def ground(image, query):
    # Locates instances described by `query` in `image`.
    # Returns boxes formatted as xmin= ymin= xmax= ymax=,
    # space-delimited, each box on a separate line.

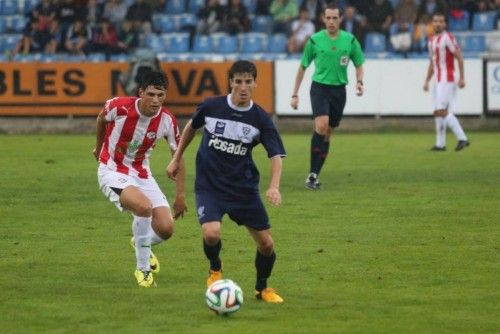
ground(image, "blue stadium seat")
xmin=457 ymin=34 xmax=486 ymax=52
xmin=267 ymin=34 xmax=287 ymax=53
xmin=87 ymin=53 xmax=107 ymax=62
xmin=165 ymin=0 xmax=186 ymax=14
xmin=240 ymin=33 xmax=266 ymax=53
xmin=144 ymin=34 xmax=164 ymax=52
xmin=212 ymin=34 xmax=238 ymax=53
xmin=0 ymin=16 xmax=6 ymax=34
xmin=188 ymin=0 xmax=204 ymax=14
xmin=4 ymin=15 xmax=27 ymax=33
xmin=23 ymin=0 xmax=40 ymax=15
xmin=448 ymin=11 xmax=470 ymax=31
xmin=251 ymin=15 xmax=272 ymax=33
xmin=364 ymin=33 xmax=386 ymax=53
xmin=110 ymin=54 xmax=131 ymax=62
xmin=0 ymin=0 xmax=19 ymax=15
xmin=192 ymin=35 xmax=212 ymax=53
xmin=179 ymin=13 xmax=196 ymax=29
xmin=0 ymin=34 xmax=21 ymax=53
xmin=472 ymin=11 xmax=496 ymax=31
xmin=163 ymin=32 xmax=190 ymax=53
xmin=241 ymin=0 xmax=256 ymax=14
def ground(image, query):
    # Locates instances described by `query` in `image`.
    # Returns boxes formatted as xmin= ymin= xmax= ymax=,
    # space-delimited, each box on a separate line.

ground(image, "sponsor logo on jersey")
xmin=215 ymin=121 xmax=226 ymax=135
xmin=340 ymin=56 xmax=349 ymax=66
xmin=197 ymin=206 xmax=205 ymax=219
xmin=208 ymin=135 xmax=248 ymax=156
xmin=146 ymin=131 xmax=156 ymax=140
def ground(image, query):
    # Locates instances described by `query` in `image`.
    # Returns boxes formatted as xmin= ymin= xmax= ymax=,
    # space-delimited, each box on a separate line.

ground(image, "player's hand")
xmin=290 ymin=96 xmax=299 ymax=110
xmin=423 ymin=82 xmax=429 ymax=92
xmin=166 ymin=160 xmax=179 ymax=181
xmin=173 ymin=195 xmax=187 ymax=219
xmin=356 ymin=82 xmax=364 ymax=96
xmin=266 ymin=187 xmax=281 ymax=206
xmin=458 ymin=78 xmax=465 ymax=89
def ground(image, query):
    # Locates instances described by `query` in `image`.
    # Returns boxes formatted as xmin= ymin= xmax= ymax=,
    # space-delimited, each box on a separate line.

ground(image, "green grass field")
xmin=1 ymin=132 xmax=499 ymax=333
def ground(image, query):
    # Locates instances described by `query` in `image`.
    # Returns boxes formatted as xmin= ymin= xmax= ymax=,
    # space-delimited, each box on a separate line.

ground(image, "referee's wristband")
xmin=291 ymin=95 xmax=298 ymax=98
xmin=357 ymin=80 xmax=364 ymax=85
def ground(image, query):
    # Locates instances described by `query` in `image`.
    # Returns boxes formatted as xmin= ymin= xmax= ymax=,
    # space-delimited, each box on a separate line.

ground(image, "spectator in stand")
xmin=223 ymin=0 xmax=250 ymax=35
xmin=391 ymin=0 xmax=418 ymax=53
xmin=46 ymin=18 xmax=63 ymax=53
xmin=269 ymin=0 xmax=299 ymax=34
xmin=146 ymin=0 xmax=167 ymax=11
xmin=32 ymin=0 xmax=58 ymax=32
xmin=84 ymin=0 xmax=104 ymax=31
xmin=65 ymin=18 xmax=93 ymax=55
xmin=103 ymin=0 xmax=128 ymax=29
xmin=413 ymin=13 xmax=433 ymax=52
xmin=365 ymin=0 xmax=394 ymax=36
xmin=287 ymin=8 xmax=315 ymax=54
xmin=341 ymin=5 xmax=365 ymax=48
xmin=255 ymin=0 xmax=272 ymax=15
xmin=417 ymin=0 xmax=448 ymax=22
xmin=57 ymin=0 xmax=78 ymax=39
xmin=116 ymin=20 xmax=139 ymax=54
xmin=125 ymin=0 xmax=153 ymax=34
xmin=299 ymin=0 xmax=325 ymax=32
xmin=12 ymin=18 xmax=53 ymax=56
xmin=92 ymin=18 xmax=120 ymax=60
xmin=196 ymin=0 xmax=224 ymax=35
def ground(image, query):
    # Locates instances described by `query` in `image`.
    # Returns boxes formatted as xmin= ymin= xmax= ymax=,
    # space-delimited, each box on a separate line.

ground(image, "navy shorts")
xmin=310 ymin=81 xmax=347 ymax=128
xmin=195 ymin=191 xmax=270 ymax=231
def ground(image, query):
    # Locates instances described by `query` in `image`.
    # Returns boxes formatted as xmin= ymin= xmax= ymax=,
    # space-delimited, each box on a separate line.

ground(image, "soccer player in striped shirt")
xmin=93 ymin=71 xmax=187 ymax=288
xmin=423 ymin=12 xmax=470 ymax=152
xmin=167 ymin=60 xmax=286 ymax=303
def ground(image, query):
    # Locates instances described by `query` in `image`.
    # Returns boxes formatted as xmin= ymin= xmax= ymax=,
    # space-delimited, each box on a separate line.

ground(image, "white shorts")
xmin=97 ymin=164 xmax=169 ymax=212
xmin=433 ymin=82 xmax=457 ymax=112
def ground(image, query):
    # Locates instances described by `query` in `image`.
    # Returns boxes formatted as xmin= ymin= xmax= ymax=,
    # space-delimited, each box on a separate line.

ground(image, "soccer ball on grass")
xmin=205 ymin=279 xmax=243 ymax=315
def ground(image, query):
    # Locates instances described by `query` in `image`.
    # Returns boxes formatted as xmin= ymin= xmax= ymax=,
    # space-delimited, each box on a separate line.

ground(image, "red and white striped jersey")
xmin=428 ymin=31 xmax=460 ymax=83
xmin=99 ymin=96 xmax=180 ymax=179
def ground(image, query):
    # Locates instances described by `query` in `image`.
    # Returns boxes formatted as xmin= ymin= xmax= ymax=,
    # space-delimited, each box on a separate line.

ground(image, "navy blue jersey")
xmin=191 ymin=95 xmax=286 ymax=198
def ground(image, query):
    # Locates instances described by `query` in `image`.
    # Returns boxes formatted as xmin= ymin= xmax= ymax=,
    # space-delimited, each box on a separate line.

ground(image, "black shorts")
xmin=195 ymin=190 xmax=270 ymax=231
xmin=310 ymin=81 xmax=347 ymax=128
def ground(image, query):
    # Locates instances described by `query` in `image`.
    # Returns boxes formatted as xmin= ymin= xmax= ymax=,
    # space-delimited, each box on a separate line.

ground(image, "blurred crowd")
xmin=8 ymin=0 xmax=500 ymax=60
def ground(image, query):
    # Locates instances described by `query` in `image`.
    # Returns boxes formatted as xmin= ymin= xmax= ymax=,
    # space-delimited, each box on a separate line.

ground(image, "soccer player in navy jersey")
xmin=167 ymin=60 xmax=286 ymax=303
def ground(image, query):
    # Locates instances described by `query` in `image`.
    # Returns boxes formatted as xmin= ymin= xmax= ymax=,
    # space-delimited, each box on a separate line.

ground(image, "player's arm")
xmin=355 ymin=65 xmax=364 ymax=96
xmin=423 ymin=59 xmax=434 ymax=92
xmin=454 ymin=48 xmax=465 ymax=88
xmin=167 ymin=120 xmax=197 ymax=180
xmin=291 ymin=65 xmax=306 ymax=110
xmin=93 ymin=109 xmax=107 ymax=160
xmin=266 ymin=156 xmax=282 ymax=206
xmin=169 ymin=148 xmax=187 ymax=219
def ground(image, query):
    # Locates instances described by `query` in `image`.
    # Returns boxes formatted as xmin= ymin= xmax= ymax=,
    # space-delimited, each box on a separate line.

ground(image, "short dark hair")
xmin=432 ymin=11 xmax=447 ymax=20
xmin=139 ymin=71 xmax=168 ymax=90
xmin=324 ymin=3 xmax=343 ymax=17
xmin=229 ymin=60 xmax=257 ymax=80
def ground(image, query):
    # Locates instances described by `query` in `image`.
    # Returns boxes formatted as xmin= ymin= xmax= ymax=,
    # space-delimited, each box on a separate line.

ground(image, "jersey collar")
xmin=227 ymin=94 xmax=253 ymax=112
xmin=136 ymin=98 xmax=161 ymax=118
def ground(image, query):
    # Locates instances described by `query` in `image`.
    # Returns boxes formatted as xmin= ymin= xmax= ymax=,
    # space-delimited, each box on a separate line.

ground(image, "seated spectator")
xmin=196 ymin=0 xmax=224 ymax=35
xmin=103 ymin=0 xmax=128 ymax=29
xmin=341 ymin=5 xmax=365 ymax=48
xmin=12 ymin=18 xmax=54 ymax=56
xmin=299 ymin=0 xmax=325 ymax=32
xmin=84 ymin=0 xmax=104 ymax=31
xmin=223 ymin=0 xmax=250 ymax=35
xmin=46 ymin=18 xmax=63 ymax=54
xmin=65 ymin=18 xmax=93 ymax=55
xmin=32 ymin=0 xmax=58 ymax=31
xmin=391 ymin=0 xmax=417 ymax=52
xmin=270 ymin=0 xmax=299 ymax=34
xmin=255 ymin=0 xmax=272 ymax=15
xmin=116 ymin=20 xmax=139 ymax=54
xmin=287 ymin=8 xmax=314 ymax=54
xmin=57 ymin=0 xmax=78 ymax=39
xmin=125 ymin=0 xmax=153 ymax=34
xmin=146 ymin=0 xmax=167 ymax=11
xmin=417 ymin=0 xmax=448 ymax=22
xmin=365 ymin=0 xmax=394 ymax=36
xmin=92 ymin=18 xmax=120 ymax=60
xmin=413 ymin=13 xmax=433 ymax=52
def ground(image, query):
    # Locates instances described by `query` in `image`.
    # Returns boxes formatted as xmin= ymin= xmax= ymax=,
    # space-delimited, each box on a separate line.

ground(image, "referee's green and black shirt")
xmin=300 ymin=30 xmax=365 ymax=86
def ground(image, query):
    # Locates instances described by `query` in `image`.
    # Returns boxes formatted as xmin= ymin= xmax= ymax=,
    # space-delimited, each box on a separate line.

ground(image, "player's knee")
xmin=134 ymin=201 xmax=153 ymax=217
xmin=315 ymin=124 xmax=329 ymax=136
xmin=157 ymin=222 xmax=174 ymax=240
xmin=204 ymin=230 xmax=221 ymax=245
xmin=258 ymin=239 xmax=274 ymax=255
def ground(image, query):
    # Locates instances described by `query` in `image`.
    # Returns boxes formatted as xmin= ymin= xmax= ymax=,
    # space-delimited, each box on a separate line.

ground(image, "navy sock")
xmin=203 ymin=239 xmax=222 ymax=271
xmin=255 ymin=250 xmax=276 ymax=291
xmin=317 ymin=140 xmax=330 ymax=175
xmin=310 ymin=131 xmax=325 ymax=175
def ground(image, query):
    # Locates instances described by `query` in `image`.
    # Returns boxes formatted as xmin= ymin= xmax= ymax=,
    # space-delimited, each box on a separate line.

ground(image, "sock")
xmin=255 ymin=250 xmax=276 ymax=292
xmin=132 ymin=215 xmax=152 ymax=272
xmin=310 ymin=132 xmax=325 ymax=175
xmin=203 ymin=239 xmax=222 ymax=271
xmin=445 ymin=114 xmax=467 ymax=141
xmin=435 ymin=117 xmax=446 ymax=147
xmin=317 ymin=140 xmax=330 ymax=175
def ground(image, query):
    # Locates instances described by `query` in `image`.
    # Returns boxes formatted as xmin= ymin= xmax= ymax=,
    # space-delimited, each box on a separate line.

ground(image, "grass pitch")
xmin=0 ymin=132 xmax=499 ymax=333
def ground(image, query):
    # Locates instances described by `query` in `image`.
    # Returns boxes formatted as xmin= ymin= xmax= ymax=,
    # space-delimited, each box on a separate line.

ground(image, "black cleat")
xmin=430 ymin=145 xmax=446 ymax=151
xmin=305 ymin=173 xmax=321 ymax=190
xmin=455 ymin=140 xmax=470 ymax=151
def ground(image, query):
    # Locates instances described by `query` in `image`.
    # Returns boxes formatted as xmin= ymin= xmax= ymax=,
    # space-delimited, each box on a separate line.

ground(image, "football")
xmin=205 ymin=279 xmax=244 ymax=315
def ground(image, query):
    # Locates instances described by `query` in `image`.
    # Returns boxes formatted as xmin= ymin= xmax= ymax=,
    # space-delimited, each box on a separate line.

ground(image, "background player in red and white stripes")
xmin=423 ymin=12 xmax=470 ymax=152
xmin=93 ymin=71 xmax=187 ymax=288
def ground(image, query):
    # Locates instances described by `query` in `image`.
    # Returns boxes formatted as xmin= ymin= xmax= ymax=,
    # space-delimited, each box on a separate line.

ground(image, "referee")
xmin=291 ymin=4 xmax=365 ymax=190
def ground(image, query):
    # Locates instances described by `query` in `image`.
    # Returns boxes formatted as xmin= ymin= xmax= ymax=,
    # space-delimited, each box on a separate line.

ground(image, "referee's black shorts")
xmin=310 ymin=81 xmax=346 ymax=128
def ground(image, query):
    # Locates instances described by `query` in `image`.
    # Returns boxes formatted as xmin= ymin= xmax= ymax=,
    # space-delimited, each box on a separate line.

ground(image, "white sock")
xmin=132 ymin=215 xmax=152 ymax=272
xmin=445 ymin=114 xmax=467 ymax=141
xmin=435 ymin=117 xmax=446 ymax=147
